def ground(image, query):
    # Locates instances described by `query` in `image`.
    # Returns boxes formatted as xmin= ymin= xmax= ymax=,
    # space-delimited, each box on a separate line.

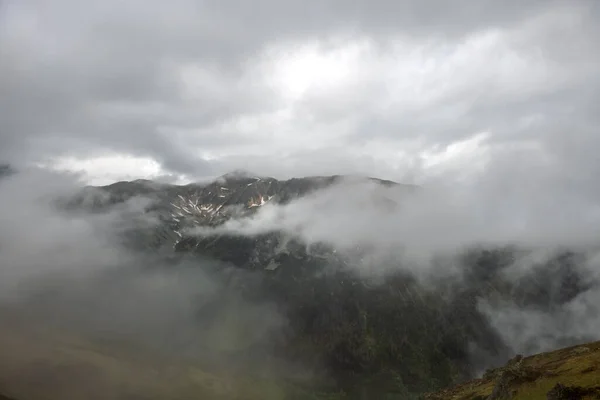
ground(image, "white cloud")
xmin=419 ymin=132 xmax=492 ymax=182
xmin=264 ymin=37 xmax=369 ymax=100
xmin=45 ymin=154 xmax=168 ymax=185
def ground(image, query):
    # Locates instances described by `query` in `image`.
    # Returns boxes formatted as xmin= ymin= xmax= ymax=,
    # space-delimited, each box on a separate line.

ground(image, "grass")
xmin=0 ymin=311 xmax=282 ymax=400
xmin=2 ymin=308 xmax=600 ymax=400
xmin=422 ymin=341 xmax=600 ymax=400
xmin=0 ymin=309 xmax=355 ymax=400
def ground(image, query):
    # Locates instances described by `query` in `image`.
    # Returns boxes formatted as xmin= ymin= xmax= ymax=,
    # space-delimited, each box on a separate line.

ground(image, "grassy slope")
xmin=1 ymin=309 xmax=599 ymax=400
xmin=423 ymin=341 xmax=600 ymax=400
xmin=0 ymin=311 xmax=339 ymax=400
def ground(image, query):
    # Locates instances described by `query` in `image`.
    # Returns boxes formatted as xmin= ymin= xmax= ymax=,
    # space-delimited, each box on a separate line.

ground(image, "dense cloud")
xmin=186 ymin=174 xmax=600 ymax=359
xmin=190 ymin=173 xmax=600 ymax=261
xmin=0 ymin=168 xmax=286 ymax=371
xmin=1 ymin=0 xmax=599 ymax=187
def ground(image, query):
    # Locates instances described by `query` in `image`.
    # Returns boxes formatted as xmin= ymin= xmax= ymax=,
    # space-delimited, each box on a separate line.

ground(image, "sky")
xmin=1 ymin=0 xmax=599 ymax=186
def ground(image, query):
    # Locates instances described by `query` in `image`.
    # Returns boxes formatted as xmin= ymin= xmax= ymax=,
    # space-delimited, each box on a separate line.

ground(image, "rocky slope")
xmin=423 ymin=340 xmax=600 ymax=400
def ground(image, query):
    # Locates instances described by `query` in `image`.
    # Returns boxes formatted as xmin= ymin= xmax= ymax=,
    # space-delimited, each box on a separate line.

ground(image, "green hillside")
xmin=423 ymin=341 xmax=600 ymax=400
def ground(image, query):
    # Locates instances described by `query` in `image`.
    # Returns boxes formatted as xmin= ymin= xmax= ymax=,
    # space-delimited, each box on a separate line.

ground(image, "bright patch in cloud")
xmin=419 ymin=132 xmax=492 ymax=181
xmin=46 ymin=154 xmax=166 ymax=185
xmin=265 ymin=39 xmax=369 ymax=100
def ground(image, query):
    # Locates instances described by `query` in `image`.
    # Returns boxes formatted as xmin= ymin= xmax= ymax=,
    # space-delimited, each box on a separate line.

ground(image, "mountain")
xmin=39 ymin=173 xmax=600 ymax=397
xmin=70 ymin=173 xmax=414 ymax=262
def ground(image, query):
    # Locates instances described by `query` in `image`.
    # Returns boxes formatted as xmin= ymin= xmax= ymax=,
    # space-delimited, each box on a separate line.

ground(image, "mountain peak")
xmin=217 ymin=169 xmax=264 ymax=181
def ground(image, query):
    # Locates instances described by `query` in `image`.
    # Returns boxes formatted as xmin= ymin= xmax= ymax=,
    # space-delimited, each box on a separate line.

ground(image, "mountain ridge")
xmin=2 ymin=168 xmax=599 ymax=398
xmin=65 ymin=173 xmax=598 ymax=395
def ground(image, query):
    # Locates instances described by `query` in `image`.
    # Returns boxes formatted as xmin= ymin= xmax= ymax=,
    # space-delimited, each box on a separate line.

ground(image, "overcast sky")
xmin=1 ymin=0 xmax=599 ymax=185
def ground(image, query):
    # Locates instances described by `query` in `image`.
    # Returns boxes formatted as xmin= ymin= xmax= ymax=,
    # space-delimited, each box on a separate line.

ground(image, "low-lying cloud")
xmin=0 ymin=168 xmax=287 ymax=375
xmin=186 ymin=167 xmax=600 ymax=359
xmin=2 ymin=163 xmax=600 ymax=392
xmin=189 ymin=173 xmax=600 ymax=260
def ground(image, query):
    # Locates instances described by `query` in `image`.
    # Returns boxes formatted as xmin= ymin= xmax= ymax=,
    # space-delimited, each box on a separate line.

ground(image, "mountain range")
xmin=1 ymin=167 xmax=598 ymax=399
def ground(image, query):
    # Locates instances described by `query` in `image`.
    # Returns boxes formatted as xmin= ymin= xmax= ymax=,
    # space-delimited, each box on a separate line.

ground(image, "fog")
xmin=191 ymin=178 xmax=600 ymax=258
xmin=0 ymin=168 xmax=290 ymax=390
xmin=187 ymin=159 xmax=600 ymax=360
xmin=1 ymin=162 xmax=600 ymax=397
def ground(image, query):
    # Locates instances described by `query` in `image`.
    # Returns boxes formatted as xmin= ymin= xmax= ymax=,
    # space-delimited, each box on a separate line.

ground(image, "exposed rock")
xmin=487 ymin=370 xmax=519 ymax=399
xmin=571 ymin=347 xmax=590 ymax=355
xmin=424 ymin=342 xmax=600 ymax=400
xmin=546 ymin=383 xmax=598 ymax=400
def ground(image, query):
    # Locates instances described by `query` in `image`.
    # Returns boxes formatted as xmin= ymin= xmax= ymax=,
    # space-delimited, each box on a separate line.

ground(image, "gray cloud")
xmin=183 ymin=169 xmax=600 ymax=358
xmin=0 ymin=168 xmax=285 ymax=367
xmin=186 ymin=175 xmax=600 ymax=269
xmin=1 ymin=0 xmax=598 ymax=185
